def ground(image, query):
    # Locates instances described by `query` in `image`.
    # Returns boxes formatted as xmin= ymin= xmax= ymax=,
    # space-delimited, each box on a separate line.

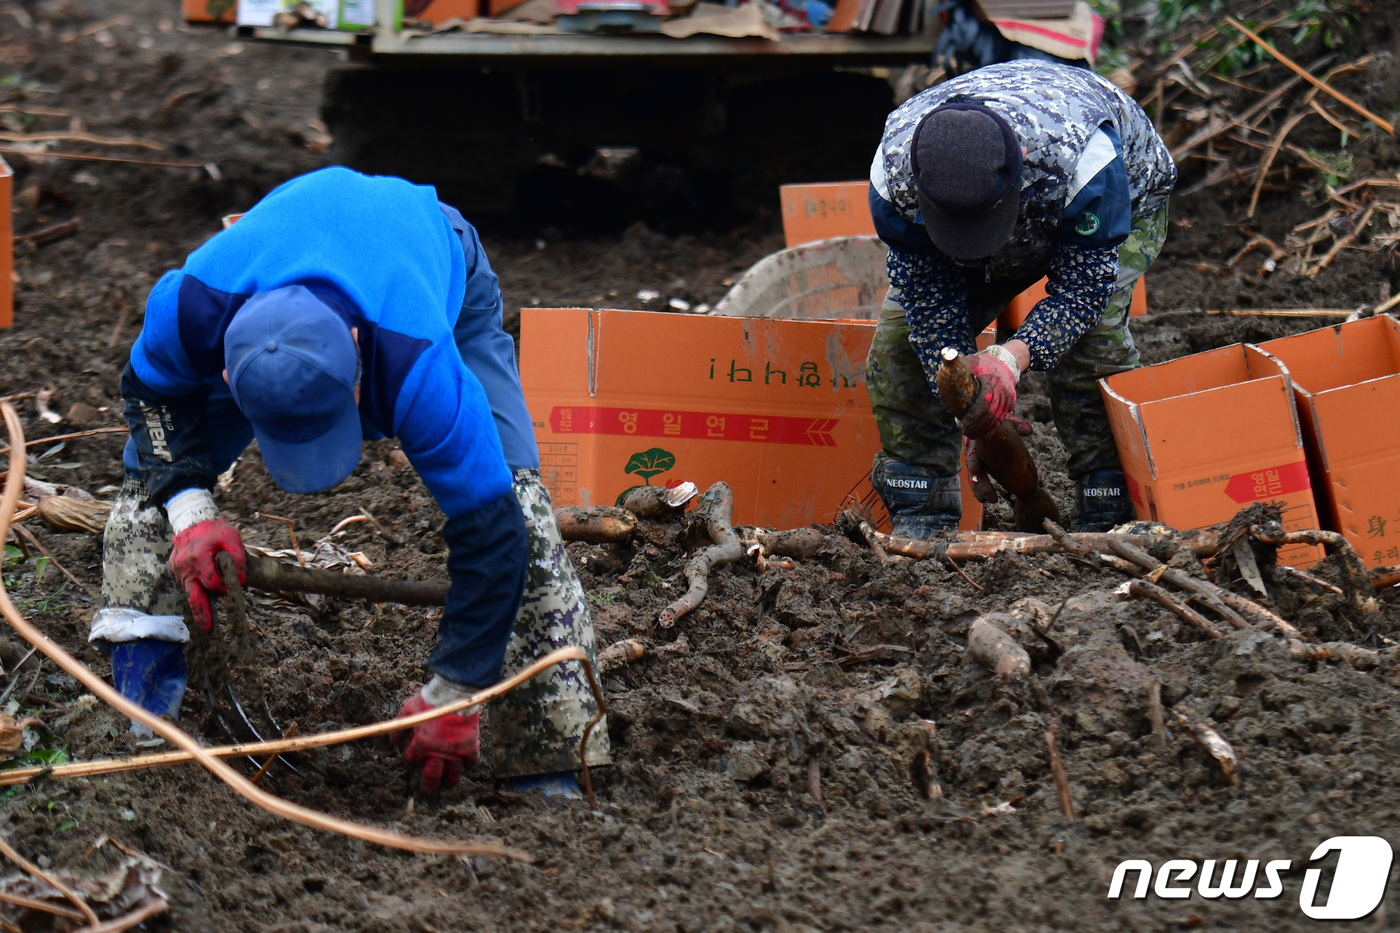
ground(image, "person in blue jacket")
xmin=93 ymin=167 xmax=609 ymax=796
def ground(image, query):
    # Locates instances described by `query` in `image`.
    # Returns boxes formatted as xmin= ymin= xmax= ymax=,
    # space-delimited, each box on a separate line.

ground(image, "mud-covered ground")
xmin=1 ymin=0 xmax=1400 ymax=929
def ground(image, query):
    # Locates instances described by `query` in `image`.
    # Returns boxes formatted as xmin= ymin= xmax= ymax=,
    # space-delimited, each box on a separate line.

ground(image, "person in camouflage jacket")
xmin=865 ymin=60 xmax=1177 ymax=534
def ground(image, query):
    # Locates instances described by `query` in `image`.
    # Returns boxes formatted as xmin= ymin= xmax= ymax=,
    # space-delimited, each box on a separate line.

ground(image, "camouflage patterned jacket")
xmin=869 ymin=61 xmax=1177 ymax=373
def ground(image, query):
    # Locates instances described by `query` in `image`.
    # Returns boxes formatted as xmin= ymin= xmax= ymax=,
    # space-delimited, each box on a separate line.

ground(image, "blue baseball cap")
xmin=224 ymin=285 xmax=363 ymax=494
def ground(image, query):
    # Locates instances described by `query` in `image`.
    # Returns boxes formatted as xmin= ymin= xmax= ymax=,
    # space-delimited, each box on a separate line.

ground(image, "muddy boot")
xmin=871 ymin=454 xmax=961 ymax=539
xmin=1075 ymin=468 xmax=1134 ymax=532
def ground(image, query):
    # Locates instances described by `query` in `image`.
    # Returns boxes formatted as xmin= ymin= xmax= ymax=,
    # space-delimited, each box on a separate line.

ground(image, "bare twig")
xmin=855 ymin=514 xmax=893 ymax=566
xmin=257 ymin=512 xmax=305 ymax=568
xmin=0 ymin=890 xmax=84 ymax=922
xmin=1147 ymin=681 xmax=1166 ymax=750
xmin=0 ymin=647 xmax=604 ymax=791
xmin=12 ymin=218 xmax=83 ymax=247
xmin=1045 ymin=729 xmax=1074 ymax=819
xmin=0 ymin=426 xmax=127 ymax=453
xmin=9 ymin=524 xmax=88 ymax=593
xmin=0 ymin=131 xmax=162 ymax=150
xmin=1278 ymin=564 xmax=1345 ymax=596
xmin=1121 ymin=579 xmax=1225 ymax=639
xmin=944 ymin=555 xmax=984 ymax=592
xmin=74 ymin=898 xmax=168 ymax=933
xmin=1105 ymin=538 xmax=1250 ymax=631
xmin=1309 ymin=203 xmax=1377 ymax=276
xmin=0 ymin=836 xmax=97 ymax=926
xmin=1223 ymin=20 xmax=1394 ymax=133
xmin=1248 ymin=109 xmax=1313 ymax=219
xmin=0 ymin=147 xmax=209 ymax=170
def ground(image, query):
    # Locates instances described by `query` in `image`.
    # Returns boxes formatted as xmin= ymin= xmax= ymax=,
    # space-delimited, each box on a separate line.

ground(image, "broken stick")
xmin=1045 ymin=729 xmax=1074 ymax=820
xmin=244 ymin=555 xmax=448 ymax=606
xmin=1121 ymin=579 xmax=1225 ymax=639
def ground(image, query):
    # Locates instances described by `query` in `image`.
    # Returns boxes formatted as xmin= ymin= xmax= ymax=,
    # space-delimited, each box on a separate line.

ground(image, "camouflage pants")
xmin=491 ymin=468 xmax=610 ymax=777
xmin=93 ymin=470 xmax=611 ymax=777
xmin=867 ymin=203 xmax=1168 ymax=480
xmin=90 ymin=476 xmax=191 ymax=645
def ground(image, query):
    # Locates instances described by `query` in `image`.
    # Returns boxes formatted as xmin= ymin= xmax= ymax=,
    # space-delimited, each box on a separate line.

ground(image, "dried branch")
xmin=1223 ymin=20 xmax=1394 ymax=133
xmin=1045 ymin=729 xmax=1074 ymax=820
xmin=1120 ymin=579 xmax=1225 ymax=639
xmin=244 ymin=555 xmax=448 ymax=606
xmin=0 ymin=835 xmax=96 ymax=926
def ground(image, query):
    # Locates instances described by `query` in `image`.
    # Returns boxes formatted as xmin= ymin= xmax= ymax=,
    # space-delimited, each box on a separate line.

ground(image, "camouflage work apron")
xmin=490 ymin=469 xmax=610 ymax=777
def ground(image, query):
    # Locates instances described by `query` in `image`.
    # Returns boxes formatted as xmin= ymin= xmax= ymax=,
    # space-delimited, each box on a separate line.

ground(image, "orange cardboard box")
xmin=1253 ymin=315 xmax=1400 ymax=568
xmin=0 ymin=155 xmax=11 ymax=329
xmin=520 ymin=307 xmax=983 ymax=531
xmin=779 ymin=182 xmax=875 ymax=248
xmin=183 ymin=0 xmax=237 ymax=21
xmin=1101 ymin=344 xmax=1324 ymax=567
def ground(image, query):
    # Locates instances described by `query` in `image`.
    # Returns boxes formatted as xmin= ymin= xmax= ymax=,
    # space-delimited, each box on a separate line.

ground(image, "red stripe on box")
xmin=1223 ymin=461 xmax=1310 ymax=504
xmin=549 ymin=406 xmax=838 ymax=447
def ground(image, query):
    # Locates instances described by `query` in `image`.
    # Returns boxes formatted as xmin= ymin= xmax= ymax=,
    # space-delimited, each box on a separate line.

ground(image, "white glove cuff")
xmin=986 ymin=344 xmax=1022 ymax=383
xmin=422 ymin=674 xmax=480 ymax=714
xmin=166 ymin=488 xmax=220 ymax=535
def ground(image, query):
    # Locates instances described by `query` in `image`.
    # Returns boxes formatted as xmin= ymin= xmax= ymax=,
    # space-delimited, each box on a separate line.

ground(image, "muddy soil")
xmin=1 ymin=0 xmax=1400 ymax=930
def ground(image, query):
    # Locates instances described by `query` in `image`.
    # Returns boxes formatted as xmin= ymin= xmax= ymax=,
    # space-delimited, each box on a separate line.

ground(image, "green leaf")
xmin=33 ymin=557 xmax=48 ymax=581
xmin=3 ymin=545 xmax=21 ymax=566
xmin=55 ymin=819 xmax=77 ymax=833
xmin=623 ymin=448 xmax=676 ymax=484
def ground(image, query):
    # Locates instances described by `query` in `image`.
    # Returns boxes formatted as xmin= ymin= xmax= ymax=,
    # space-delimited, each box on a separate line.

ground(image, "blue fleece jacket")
xmin=122 ymin=167 xmax=525 ymax=687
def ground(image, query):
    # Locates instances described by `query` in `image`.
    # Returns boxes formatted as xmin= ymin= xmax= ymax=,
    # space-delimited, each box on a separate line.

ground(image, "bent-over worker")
xmin=866 ymin=60 xmax=1178 ymax=535
xmin=93 ymin=166 xmax=608 ymax=796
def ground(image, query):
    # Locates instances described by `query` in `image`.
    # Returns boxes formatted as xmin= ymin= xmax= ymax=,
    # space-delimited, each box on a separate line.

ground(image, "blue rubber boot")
xmin=1075 ymin=468 xmax=1135 ymax=532
xmin=509 ymin=771 xmax=583 ymax=800
xmin=871 ymin=454 xmax=961 ymax=538
xmin=109 ymin=639 xmax=188 ymax=731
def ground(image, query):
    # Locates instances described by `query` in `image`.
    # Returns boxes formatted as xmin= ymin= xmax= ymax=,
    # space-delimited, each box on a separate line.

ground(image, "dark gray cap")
xmin=911 ymin=102 xmax=1023 ymax=262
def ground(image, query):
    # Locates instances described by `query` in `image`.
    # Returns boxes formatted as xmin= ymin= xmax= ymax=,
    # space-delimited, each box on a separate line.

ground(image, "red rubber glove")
xmin=168 ymin=518 xmax=246 ymax=633
xmin=393 ymin=691 xmax=480 ymax=795
xmin=961 ymin=349 xmax=1019 ymax=439
xmin=963 ymin=416 xmax=1033 ymax=505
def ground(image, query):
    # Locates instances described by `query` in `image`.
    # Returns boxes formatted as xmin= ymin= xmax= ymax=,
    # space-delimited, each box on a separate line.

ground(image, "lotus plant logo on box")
xmin=1108 ymin=836 xmax=1394 ymax=920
